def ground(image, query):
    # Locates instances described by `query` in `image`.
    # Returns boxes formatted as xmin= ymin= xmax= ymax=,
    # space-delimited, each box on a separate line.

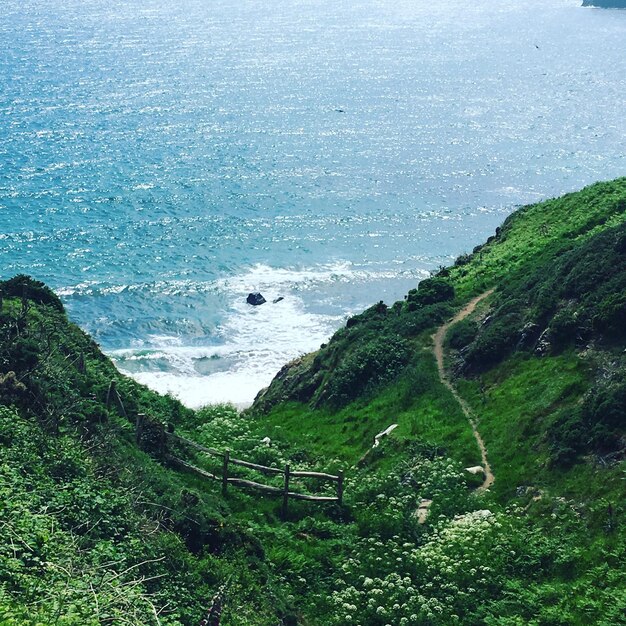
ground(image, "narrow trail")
xmin=433 ymin=290 xmax=495 ymax=492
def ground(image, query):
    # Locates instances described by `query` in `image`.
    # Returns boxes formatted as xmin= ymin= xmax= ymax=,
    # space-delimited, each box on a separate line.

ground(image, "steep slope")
xmin=245 ymin=178 xmax=626 ymax=624
xmin=2 ymin=178 xmax=625 ymax=626
xmin=0 ymin=277 xmax=292 ymax=625
xmin=432 ymin=289 xmax=495 ymax=491
xmin=251 ymin=178 xmax=626 ymax=482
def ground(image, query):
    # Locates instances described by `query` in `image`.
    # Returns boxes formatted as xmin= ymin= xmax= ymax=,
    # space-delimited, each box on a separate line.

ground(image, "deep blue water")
xmin=1 ymin=0 xmax=625 ymax=405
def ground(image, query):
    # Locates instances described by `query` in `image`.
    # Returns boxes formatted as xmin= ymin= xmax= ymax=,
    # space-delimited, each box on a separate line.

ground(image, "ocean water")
xmin=1 ymin=0 xmax=625 ymax=407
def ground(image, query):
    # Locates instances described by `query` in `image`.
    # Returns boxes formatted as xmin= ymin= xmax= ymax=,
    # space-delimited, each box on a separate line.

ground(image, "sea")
xmin=1 ymin=0 xmax=625 ymax=407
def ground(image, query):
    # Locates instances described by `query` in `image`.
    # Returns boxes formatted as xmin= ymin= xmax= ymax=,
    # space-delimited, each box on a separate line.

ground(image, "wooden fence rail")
xmin=50 ymin=363 xmax=344 ymax=517
xmin=165 ymin=431 xmax=344 ymax=517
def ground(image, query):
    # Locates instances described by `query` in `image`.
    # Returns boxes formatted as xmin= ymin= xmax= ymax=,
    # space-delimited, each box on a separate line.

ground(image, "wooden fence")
xmin=130 ymin=411 xmax=343 ymax=517
xmin=101 ymin=382 xmax=344 ymax=517
xmin=166 ymin=431 xmax=344 ymax=518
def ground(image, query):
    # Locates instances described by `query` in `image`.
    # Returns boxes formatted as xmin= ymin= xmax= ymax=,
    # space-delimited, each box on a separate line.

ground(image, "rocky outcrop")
xmin=252 ymin=352 xmax=322 ymax=414
xmin=246 ymin=292 xmax=267 ymax=306
xmin=518 ymin=322 xmax=541 ymax=349
xmin=582 ymin=0 xmax=626 ymax=7
xmin=535 ymin=328 xmax=552 ymax=356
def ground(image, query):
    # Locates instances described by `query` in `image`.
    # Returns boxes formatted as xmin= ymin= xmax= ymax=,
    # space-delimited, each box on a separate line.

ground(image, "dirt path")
xmin=433 ymin=290 xmax=495 ymax=492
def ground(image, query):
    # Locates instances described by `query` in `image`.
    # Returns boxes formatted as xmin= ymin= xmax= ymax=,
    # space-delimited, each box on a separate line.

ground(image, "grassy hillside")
xmin=1 ymin=178 xmax=625 ymax=625
xmin=248 ymin=177 xmax=626 ymax=623
xmin=0 ymin=278 xmax=292 ymax=625
xmin=253 ymin=178 xmax=626 ymax=480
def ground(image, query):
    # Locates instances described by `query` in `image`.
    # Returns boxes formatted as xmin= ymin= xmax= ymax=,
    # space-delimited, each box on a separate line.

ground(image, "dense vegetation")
xmin=1 ymin=178 xmax=625 ymax=625
xmin=0 ymin=277 xmax=280 ymax=624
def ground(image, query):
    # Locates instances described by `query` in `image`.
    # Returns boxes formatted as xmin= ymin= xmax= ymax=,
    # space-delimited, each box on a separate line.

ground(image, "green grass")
xmin=447 ymin=177 xmax=626 ymax=299
xmin=454 ymin=351 xmax=621 ymax=498
xmin=2 ymin=179 xmax=626 ymax=625
xmin=253 ymin=341 xmax=480 ymax=471
xmin=222 ymin=178 xmax=626 ymax=624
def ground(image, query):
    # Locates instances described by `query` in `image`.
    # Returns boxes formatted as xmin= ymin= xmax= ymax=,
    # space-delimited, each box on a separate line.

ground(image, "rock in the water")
xmin=247 ymin=292 xmax=266 ymax=306
xmin=273 ymin=296 xmax=284 ymax=304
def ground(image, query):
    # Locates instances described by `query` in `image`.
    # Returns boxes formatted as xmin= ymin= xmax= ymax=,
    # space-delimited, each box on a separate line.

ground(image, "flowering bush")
xmin=330 ymin=510 xmax=507 ymax=625
xmin=350 ymin=454 xmax=469 ymax=539
xmin=323 ymin=450 xmax=511 ymax=625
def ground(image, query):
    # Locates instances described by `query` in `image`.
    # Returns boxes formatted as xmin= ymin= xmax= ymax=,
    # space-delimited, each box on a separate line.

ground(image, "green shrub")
xmin=548 ymin=306 xmax=586 ymax=348
xmin=392 ymin=302 xmax=454 ymax=337
xmin=447 ymin=318 xmax=478 ymax=350
xmin=408 ymin=277 xmax=455 ymax=307
xmin=324 ymin=334 xmax=411 ymax=407
xmin=346 ymin=301 xmax=388 ymax=328
xmin=594 ymin=290 xmax=626 ymax=335
xmin=460 ymin=221 xmax=626 ymax=372
xmin=548 ymin=379 xmax=626 ymax=466
xmin=0 ymin=274 xmax=64 ymax=312
xmin=455 ymin=253 xmax=472 ymax=266
xmin=464 ymin=312 xmax=522 ymax=371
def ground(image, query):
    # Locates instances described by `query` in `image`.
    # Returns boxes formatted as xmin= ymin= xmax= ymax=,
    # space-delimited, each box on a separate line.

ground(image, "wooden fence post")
xmin=77 ymin=351 xmax=86 ymax=374
xmin=222 ymin=450 xmax=230 ymax=497
xmin=106 ymin=380 xmax=128 ymax=418
xmin=135 ymin=413 xmax=146 ymax=445
xmin=106 ymin=380 xmax=115 ymax=409
xmin=282 ymin=464 xmax=290 ymax=519
xmin=337 ymin=470 xmax=344 ymax=507
xmin=114 ymin=387 xmax=127 ymax=419
xmin=20 ymin=284 xmax=28 ymax=316
xmin=135 ymin=413 xmax=167 ymax=458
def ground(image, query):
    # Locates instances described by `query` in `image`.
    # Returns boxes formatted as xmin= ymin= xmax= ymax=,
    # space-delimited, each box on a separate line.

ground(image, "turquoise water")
xmin=1 ymin=0 xmax=625 ymax=405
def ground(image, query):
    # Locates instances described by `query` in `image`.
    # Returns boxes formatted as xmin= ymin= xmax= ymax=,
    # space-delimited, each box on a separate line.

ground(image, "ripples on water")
xmin=1 ymin=0 xmax=625 ymax=405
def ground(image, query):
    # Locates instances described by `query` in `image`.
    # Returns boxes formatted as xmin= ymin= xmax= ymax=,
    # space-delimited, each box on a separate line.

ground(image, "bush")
xmin=323 ymin=334 xmax=411 ymax=407
xmin=594 ymin=291 xmax=626 ymax=336
xmin=548 ymin=379 xmax=626 ymax=466
xmin=459 ymin=222 xmax=626 ymax=371
xmin=464 ymin=312 xmax=522 ymax=371
xmin=393 ymin=302 xmax=454 ymax=338
xmin=408 ymin=278 xmax=455 ymax=307
xmin=548 ymin=307 xmax=586 ymax=348
xmin=1 ymin=337 xmax=40 ymax=375
xmin=447 ymin=318 xmax=478 ymax=350
xmin=346 ymin=301 xmax=388 ymax=328
xmin=0 ymin=275 xmax=64 ymax=312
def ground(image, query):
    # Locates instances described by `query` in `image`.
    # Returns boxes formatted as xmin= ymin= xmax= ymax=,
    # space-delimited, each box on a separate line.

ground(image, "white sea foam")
xmin=129 ymin=371 xmax=259 ymax=410
xmin=112 ymin=301 xmax=339 ymax=407
xmin=109 ymin=261 xmax=407 ymax=407
xmin=56 ymin=281 xmax=100 ymax=296
xmin=214 ymin=261 xmax=359 ymax=292
xmin=59 ymin=262 xmax=358 ymax=300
